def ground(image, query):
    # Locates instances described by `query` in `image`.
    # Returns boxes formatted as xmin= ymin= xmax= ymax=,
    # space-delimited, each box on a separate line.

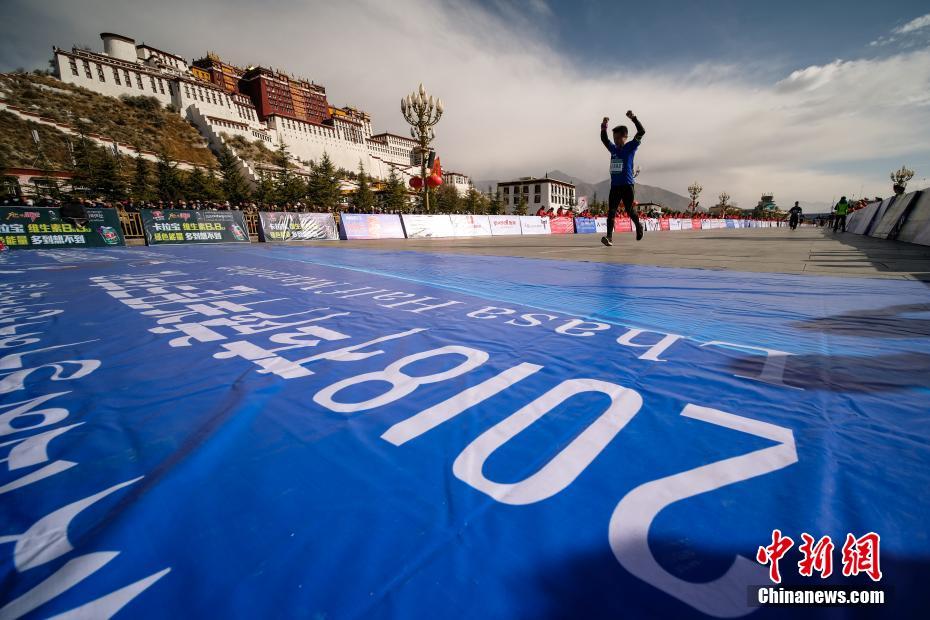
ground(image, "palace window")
xmin=124 ymin=69 xmax=131 ymax=85
xmin=113 ymin=67 xmax=120 ymax=85
xmin=83 ymin=60 xmax=91 ymax=78
xmin=96 ymin=64 xmax=105 ymax=82
xmin=69 ymin=58 xmax=78 ymax=76
xmin=136 ymin=73 xmax=144 ymax=89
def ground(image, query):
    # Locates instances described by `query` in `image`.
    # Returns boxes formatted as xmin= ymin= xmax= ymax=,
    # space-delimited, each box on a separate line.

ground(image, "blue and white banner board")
xmin=487 ymin=215 xmax=523 ymax=236
xmin=258 ymin=211 xmax=339 ymax=242
xmin=450 ymin=214 xmax=492 ymax=237
xmin=574 ymin=217 xmax=597 ymax=234
xmin=519 ymin=216 xmax=551 ymax=235
xmin=402 ymin=214 xmax=456 ymax=238
xmin=340 ymin=213 xmax=406 ymax=239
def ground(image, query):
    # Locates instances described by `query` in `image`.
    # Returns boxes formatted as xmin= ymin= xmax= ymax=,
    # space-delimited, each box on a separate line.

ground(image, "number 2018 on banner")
xmin=312 ymin=344 xmax=798 ymax=618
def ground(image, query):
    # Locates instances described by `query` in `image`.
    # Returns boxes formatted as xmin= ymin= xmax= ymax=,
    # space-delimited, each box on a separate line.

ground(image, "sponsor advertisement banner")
xmin=487 ymin=215 xmax=522 ymax=236
xmin=340 ymin=213 xmax=406 ymax=240
xmin=669 ymin=218 xmax=682 ymax=231
xmin=450 ymin=214 xmax=492 ymax=237
xmin=519 ymin=216 xmax=551 ymax=235
xmin=574 ymin=217 xmax=597 ymax=234
xmin=725 ymin=219 xmax=737 ymax=228
xmin=595 ymin=217 xmax=608 ymax=233
xmin=258 ymin=212 xmax=339 ymax=242
xmin=614 ymin=216 xmax=633 ymax=233
xmin=660 ymin=217 xmax=671 ymax=231
xmin=680 ymin=218 xmax=693 ymax=230
xmin=402 ymin=214 xmax=456 ymax=238
xmin=141 ymin=209 xmax=249 ymax=245
xmin=692 ymin=218 xmax=703 ymax=230
xmin=0 ymin=206 xmax=124 ymax=249
xmin=643 ymin=218 xmax=661 ymax=232
xmin=549 ymin=216 xmax=575 ymax=234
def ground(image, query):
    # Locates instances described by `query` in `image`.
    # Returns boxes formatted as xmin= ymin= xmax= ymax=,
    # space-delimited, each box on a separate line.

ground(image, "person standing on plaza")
xmin=833 ymin=196 xmax=850 ymax=232
xmin=600 ymin=111 xmax=645 ymax=246
xmin=789 ymin=201 xmax=803 ymax=230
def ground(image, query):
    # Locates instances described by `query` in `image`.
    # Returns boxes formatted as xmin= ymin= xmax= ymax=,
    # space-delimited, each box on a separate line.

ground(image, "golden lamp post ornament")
xmin=688 ymin=181 xmax=703 ymax=215
xmin=402 ymin=84 xmax=444 ymax=211
xmin=890 ymin=165 xmax=915 ymax=195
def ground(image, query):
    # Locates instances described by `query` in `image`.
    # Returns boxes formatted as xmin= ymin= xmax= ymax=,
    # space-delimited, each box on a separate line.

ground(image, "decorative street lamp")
xmin=717 ymin=191 xmax=732 ymax=217
xmin=401 ymin=83 xmax=443 ymax=212
xmin=688 ymin=181 xmax=703 ymax=215
xmin=890 ymin=165 xmax=915 ymax=195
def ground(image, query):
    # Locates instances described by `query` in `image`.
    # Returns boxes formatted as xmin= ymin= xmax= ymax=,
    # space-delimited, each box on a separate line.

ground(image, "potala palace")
xmin=50 ymin=32 xmax=472 ymax=192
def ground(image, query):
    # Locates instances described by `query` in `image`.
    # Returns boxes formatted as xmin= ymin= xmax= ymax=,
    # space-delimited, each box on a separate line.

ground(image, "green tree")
xmin=272 ymin=139 xmax=303 ymax=205
xmin=516 ymin=195 xmax=528 ymax=216
xmin=131 ymin=151 xmax=151 ymax=202
xmin=94 ymin=146 xmax=125 ymax=201
xmin=487 ymin=186 xmax=504 ymax=215
xmin=70 ymin=131 xmax=97 ymax=197
xmin=435 ymin=183 xmax=461 ymax=213
xmin=185 ymin=166 xmax=209 ymax=200
xmin=307 ymin=152 xmax=342 ymax=211
xmin=382 ymin=169 xmax=408 ymax=212
xmin=463 ymin=187 xmax=483 ymax=214
xmin=217 ymin=145 xmax=250 ymax=204
xmin=155 ymin=151 xmax=183 ymax=202
xmin=354 ymin=161 xmax=376 ymax=211
xmin=253 ymin=168 xmax=275 ymax=206
xmin=203 ymin=166 xmax=223 ymax=201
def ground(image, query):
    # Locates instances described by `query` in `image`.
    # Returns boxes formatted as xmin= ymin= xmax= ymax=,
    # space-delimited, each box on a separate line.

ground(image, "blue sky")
xmin=1 ymin=0 xmax=928 ymax=207
xmin=476 ymin=0 xmax=930 ymax=76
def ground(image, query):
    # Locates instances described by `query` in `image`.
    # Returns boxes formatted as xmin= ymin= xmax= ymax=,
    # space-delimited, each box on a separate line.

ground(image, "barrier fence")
xmin=0 ymin=207 xmax=803 ymax=250
xmin=844 ymin=189 xmax=929 ymax=246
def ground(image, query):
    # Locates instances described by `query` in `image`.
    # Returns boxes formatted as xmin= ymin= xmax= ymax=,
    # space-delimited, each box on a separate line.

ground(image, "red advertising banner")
xmin=660 ymin=217 xmax=670 ymax=231
xmin=692 ymin=218 xmax=703 ymax=230
xmin=614 ymin=216 xmax=633 ymax=233
xmin=549 ymin=216 xmax=575 ymax=234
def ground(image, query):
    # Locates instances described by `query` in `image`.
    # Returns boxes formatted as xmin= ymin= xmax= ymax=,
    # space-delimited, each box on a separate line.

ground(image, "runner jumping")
xmin=600 ymin=111 xmax=645 ymax=246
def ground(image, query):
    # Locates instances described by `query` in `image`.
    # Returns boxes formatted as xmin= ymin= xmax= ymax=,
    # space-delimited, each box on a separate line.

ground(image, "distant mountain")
xmin=474 ymin=170 xmax=695 ymax=212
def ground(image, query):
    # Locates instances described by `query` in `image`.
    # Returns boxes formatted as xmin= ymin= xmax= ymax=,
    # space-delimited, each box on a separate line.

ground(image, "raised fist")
xmin=602 ymin=117 xmax=609 ymax=124
xmin=626 ymin=110 xmax=635 ymax=119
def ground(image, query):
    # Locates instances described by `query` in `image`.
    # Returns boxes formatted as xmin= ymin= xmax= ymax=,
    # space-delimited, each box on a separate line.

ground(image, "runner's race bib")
xmin=610 ymin=159 xmax=624 ymax=174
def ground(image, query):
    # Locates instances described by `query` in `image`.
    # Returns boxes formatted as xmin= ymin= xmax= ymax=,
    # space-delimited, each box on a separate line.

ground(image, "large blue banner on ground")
xmin=0 ymin=245 xmax=927 ymax=618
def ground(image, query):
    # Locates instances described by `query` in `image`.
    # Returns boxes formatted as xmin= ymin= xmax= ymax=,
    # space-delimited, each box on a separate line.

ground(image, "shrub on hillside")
xmin=120 ymin=95 xmax=162 ymax=113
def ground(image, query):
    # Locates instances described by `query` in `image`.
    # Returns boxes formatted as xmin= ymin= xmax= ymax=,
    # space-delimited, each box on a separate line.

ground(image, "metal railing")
xmin=119 ymin=211 xmax=145 ymax=240
xmin=245 ymin=212 xmax=259 ymax=237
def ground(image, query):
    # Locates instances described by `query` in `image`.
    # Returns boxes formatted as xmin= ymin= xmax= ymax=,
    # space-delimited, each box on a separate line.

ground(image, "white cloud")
xmin=893 ymin=13 xmax=930 ymax=35
xmin=3 ymin=0 xmax=929 ymax=206
xmin=870 ymin=13 xmax=930 ymax=47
